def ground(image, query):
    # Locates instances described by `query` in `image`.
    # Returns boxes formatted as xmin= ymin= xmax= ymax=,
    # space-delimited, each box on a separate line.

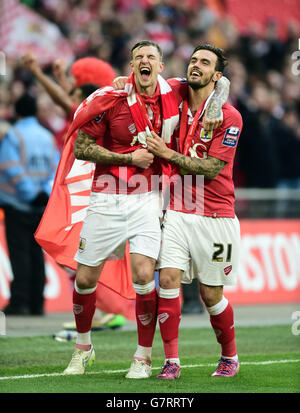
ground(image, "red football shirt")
xmin=166 ymin=79 xmax=243 ymax=217
xmin=55 ymin=103 xmax=78 ymax=152
xmin=80 ymin=97 xmax=162 ymax=194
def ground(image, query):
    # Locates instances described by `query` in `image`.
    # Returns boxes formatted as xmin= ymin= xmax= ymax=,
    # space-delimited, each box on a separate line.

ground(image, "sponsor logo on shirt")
xmin=200 ymin=128 xmax=213 ymax=142
xmin=222 ymin=126 xmax=240 ymax=147
xmin=93 ymin=113 xmax=105 ymax=123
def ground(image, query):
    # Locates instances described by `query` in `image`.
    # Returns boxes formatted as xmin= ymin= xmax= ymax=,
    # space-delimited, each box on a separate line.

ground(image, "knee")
xmin=75 ymin=276 xmax=94 ymax=290
xmin=75 ymin=264 xmax=100 ymax=290
xmin=132 ymin=264 xmax=154 ymax=285
xmin=200 ymin=284 xmax=223 ymax=308
xmin=159 ymin=268 xmax=182 ymax=290
xmin=133 ymin=266 xmax=154 ymax=285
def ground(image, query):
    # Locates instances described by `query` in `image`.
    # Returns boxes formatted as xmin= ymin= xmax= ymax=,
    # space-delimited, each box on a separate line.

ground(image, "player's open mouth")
xmin=140 ymin=67 xmax=151 ymax=80
xmin=190 ymin=68 xmax=202 ymax=78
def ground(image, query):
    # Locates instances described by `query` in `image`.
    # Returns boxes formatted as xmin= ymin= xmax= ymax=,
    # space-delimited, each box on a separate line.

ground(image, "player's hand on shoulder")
xmin=112 ymin=76 xmax=128 ymax=90
xmin=202 ymin=109 xmax=223 ymax=131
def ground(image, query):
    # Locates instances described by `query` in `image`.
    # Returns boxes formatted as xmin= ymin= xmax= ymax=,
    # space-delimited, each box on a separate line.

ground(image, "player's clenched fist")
xmin=131 ymin=148 xmax=154 ymax=169
xmin=22 ymin=52 xmax=40 ymax=74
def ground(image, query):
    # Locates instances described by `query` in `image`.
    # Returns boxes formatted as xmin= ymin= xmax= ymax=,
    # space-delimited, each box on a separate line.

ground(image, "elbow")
xmin=74 ymin=145 xmax=85 ymax=160
xmin=203 ymin=158 xmax=226 ymax=180
xmin=204 ymin=171 xmax=218 ymax=180
xmin=73 ymin=147 xmax=80 ymax=159
xmin=208 ymin=169 xmax=222 ymax=180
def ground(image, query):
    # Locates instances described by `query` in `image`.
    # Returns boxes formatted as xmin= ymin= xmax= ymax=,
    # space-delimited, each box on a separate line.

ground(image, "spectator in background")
xmin=274 ymin=106 xmax=300 ymax=189
xmin=234 ymin=82 xmax=280 ymax=188
xmin=0 ymin=93 xmax=60 ymax=316
xmin=271 ymin=106 xmax=300 ymax=217
xmin=0 ymin=120 xmax=11 ymax=142
xmin=145 ymin=5 xmax=176 ymax=57
xmin=22 ymin=53 xmax=111 ymax=151
xmin=69 ymin=56 xmax=117 ymax=92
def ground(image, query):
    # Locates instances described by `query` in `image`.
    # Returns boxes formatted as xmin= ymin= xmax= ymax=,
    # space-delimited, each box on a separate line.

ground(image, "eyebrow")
xmin=134 ymin=53 xmax=157 ymax=59
xmin=190 ymin=57 xmax=211 ymax=64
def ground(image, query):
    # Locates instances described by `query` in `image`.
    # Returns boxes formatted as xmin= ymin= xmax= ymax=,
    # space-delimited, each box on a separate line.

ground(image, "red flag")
xmin=0 ymin=0 xmax=74 ymax=65
xmin=35 ymin=122 xmax=136 ymax=320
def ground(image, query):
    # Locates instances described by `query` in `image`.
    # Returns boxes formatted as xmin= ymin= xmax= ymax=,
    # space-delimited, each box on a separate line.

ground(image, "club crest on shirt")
xmin=224 ymin=265 xmax=232 ymax=276
xmin=200 ymin=128 xmax=213 ymax=142
xmin=78 ymin=237 xmax=86 ymax=252
xmin=222 ymin=126 xmax=240 ymax=147
xmin=128 ymin=123 xmax=137 ymax=134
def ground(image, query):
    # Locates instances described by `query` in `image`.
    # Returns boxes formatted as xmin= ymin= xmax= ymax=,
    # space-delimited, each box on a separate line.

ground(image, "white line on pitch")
xmin=0 ymin=359 xmax=299 ymax=381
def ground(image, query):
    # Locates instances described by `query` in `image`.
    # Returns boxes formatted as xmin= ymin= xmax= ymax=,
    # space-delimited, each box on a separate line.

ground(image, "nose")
xmin=141 ymin=55 xmax=149 ymax=64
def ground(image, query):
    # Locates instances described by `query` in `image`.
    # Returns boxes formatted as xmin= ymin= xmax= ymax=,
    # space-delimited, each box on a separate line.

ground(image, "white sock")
xmin=206 ymin=296 xmax=228 ymax=316
xmin=158 ymin=287 xmax=180 ymax=299
xmin=74 ymin=281 xmax=97 ymax=295
xmin=76 ymin=331 xmax=92 ymax=347
xmin=134 ymin=345 xmax=152 ymax=361
xmin=133 ymin=281 xmax=156 ymax=295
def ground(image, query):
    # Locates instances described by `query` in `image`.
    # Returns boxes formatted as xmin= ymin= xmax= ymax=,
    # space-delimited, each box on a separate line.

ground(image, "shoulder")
xmin=4 ymin=125 xmax=22 ymax=145
xmin=35 ymin=121 xmax=54 ymax=138
xmin=222 ymin=103 xmax=243 ymax=127
xmin=167 ymin=77 xmax=188 ymax=104
xmin=107 ymin=96 xmax=130 ymax=117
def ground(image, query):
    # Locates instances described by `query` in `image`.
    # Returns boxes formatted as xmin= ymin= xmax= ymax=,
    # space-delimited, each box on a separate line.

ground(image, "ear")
xmin=213 ymin=72 xmax=222 ymax=82
xmin=158 ymin=61 xmax=165 ymax=74
xmin=129 ymin=61 xmax=133 ymax=70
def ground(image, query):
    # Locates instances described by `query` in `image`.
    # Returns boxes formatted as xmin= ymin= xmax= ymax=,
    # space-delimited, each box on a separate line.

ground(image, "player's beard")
xmin=187 ymin=73 xmax=215 ymax=90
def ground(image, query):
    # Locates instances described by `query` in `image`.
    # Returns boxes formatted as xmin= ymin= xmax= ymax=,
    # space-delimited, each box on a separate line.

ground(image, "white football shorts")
xmin=158 ymin=210 xmax=240 ymax=286
xmin=75 ymin=191 xmax=162 ymax=266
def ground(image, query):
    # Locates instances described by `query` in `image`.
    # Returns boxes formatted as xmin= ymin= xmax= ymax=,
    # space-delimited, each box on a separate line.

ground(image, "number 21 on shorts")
xmin=212 ymin=243 xmax=232 ymax=262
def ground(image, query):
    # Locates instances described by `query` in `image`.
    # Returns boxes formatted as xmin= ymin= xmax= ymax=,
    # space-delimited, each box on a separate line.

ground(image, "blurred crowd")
xmin=1 ymin=0 xmax=300 ymax=190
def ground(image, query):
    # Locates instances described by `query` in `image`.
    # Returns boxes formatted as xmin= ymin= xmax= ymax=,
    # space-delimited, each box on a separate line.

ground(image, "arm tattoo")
xmin=206 ymin=76 xmax=230 ymax=119
xmin=169 ymin=154 xmax=226 ymax=179
xmin=74 ymin=130 xmax=132 ymax=165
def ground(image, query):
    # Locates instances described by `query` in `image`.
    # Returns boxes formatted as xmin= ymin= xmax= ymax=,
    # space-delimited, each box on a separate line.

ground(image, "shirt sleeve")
xmin=208 ymin=108 xmax=243 ymax=163
xmin=80 ymin=111 xmax=108 ymax=145
xmin=167 ymin=78 xmax=187 ymax=107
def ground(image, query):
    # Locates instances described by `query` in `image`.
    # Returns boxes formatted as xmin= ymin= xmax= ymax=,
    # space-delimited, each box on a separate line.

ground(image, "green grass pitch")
xmin=0 ymin=325 xmax=299 ymax=394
